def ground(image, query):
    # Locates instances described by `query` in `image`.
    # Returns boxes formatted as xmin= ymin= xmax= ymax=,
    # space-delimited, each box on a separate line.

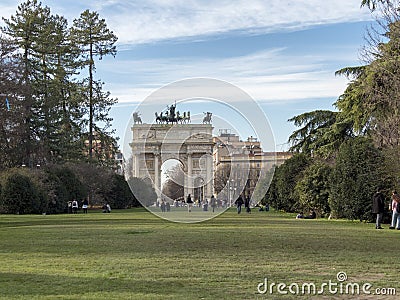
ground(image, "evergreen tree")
xmin=2 ymin=0 xmax=51 ymax=166
xmin=0 ymin=172 xmax=45 ymax=214
xmin=1 ymin=0 xmax=87 ymax=165
xmin=266 ymin=154 xmax=310 ymax=212
xmin=1 ymin=1 xmax=119 ymax=167
xmin=295 ymin=161 xmax=332 ymax=216
xmin=288 ymin=110 xmax=354 ymax=157
xmin=70 ymin=10 xmax=118 ymax=161
xmin=104 ymin=174 xmax=138 ymax=209
xmin=0 ymin=36 xmax=27 ymax=169
xmin=329 ymin=137 xmax=389 ymax=221
xmin=127 ymin=177 xmax=157 ymax=207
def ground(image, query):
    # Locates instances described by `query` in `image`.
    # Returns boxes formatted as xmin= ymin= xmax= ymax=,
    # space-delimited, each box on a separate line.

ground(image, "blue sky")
xmin=0 ymin=0 xmax=374 ymax=152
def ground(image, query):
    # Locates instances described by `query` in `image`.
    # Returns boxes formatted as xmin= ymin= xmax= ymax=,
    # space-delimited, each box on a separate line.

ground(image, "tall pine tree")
xmin=70 ymin=10 xmax=118 ymax=162
xmin=2 ymin=0 xmax=86 ymax=165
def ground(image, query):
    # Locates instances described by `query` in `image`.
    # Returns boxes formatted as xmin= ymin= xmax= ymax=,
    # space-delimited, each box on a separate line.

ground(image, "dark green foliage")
xmin=127 ymin=177 xmax=157 ymax=207
xmin=0 ymin=37 xmax=28 ymax=170
xmin=70 ymin=10 xmax=118 ymax=160
xmin=0 ymin=172 xmax=46 ymax=214
xmin=335 ymin=66 xmax=366 ymax=79
xmin=329 ymin=137 xmax=389 ymax=221
xmin=45 ymin=165 xmax=87 ymax=212
xmin=0 ymin=1 xmax=118 ymax=169
xmin=284 ymin=1 xmax=400 ymax=222
xmin=266 ymin=153 xmax=310 ymax=212
xmin=0 ymin=166 xmax=91 ymax=214
xmin=104 ymin=174 xmax=139 ymax=209
xmin=42 ymin=172 xmax=69 ymax=214
xmin=295 ymin=161 xmax=332 ymax=216
xmin=334 ymin=9 xmax=400 ymax=148
xmin=382 ymin=146 xmax=400 ymax=190
xmin=288 ymin=110 xmax=355 ymax=157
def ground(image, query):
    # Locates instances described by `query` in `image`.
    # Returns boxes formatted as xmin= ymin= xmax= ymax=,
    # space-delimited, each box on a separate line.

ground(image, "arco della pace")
xmin=130 ymin=121 xmax=214 ymax=202
xmin=128 ymin=104 xmax=291 ymax=222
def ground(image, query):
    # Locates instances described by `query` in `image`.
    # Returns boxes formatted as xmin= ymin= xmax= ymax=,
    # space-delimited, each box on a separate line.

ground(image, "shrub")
xmin=46 ymin=165 xmax=87 ymax=208
xmin=104 ymin=174 xmax=138 ymax=209
xmin=127 ymin=177 xmax=157 ymax=207
xmin=0 ymin=172 xmax=46 ymax=214
xmin=329 ymin=137 xmax=389 ymax=221
xmin=295 ymin=161 xmax=332 ymax=216
xmin=266 ymin=153 xmax=310 ymax=212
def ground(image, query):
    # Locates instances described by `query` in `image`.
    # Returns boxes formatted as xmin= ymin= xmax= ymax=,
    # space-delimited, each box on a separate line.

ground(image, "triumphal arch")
xmin=130 ymin=107 xmax=214 ymax=202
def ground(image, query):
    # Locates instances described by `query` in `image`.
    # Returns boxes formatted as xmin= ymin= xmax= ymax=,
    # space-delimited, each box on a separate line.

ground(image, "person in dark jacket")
xmin=372 ymin=189 xmax=385 ymax=229
xmin=244 ymin=196 xmax=251 ymax=213
xmin=210 ymin=195 xmax=217 ymax=212
xmin=186 ymin=194 xmax=193 ymax=212
xmin=82 ymin=198 xmax=89 ymax=214
xmin=235 ymin=195 xmax=244 ymax=214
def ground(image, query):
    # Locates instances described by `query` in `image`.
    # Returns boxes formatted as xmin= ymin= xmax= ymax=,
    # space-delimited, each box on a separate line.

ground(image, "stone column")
xmin=133 ymin=153 xmax=139 ymax=177
xmin=154 ymin=152 xmax=160 ymax=200
xmin=186 ymin=152 xmax=193 ymax=198
xmin=206 ymin=152 xmax=213 ymax=199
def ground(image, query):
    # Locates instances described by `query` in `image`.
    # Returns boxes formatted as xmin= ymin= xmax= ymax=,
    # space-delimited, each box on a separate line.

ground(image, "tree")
xmin=1 ymin=0 xmax=88 ymax=166
xmin=67 ymin=162 xmax=113 ymax=206
xmin=295 ymin=161 xmax=332 ymax=216
xmin=361 ymin=0 xmax=392 ymax=11
xmin=127 ymin=177 xmax=157 ymax=207
xmin=70 ymin=10 xmax=118 ymax=161
xmin=361 ymin=0 xmax=381 ymax=10
xmin=33 ymin=13 xmax=85 ymax=163
xmin=265 ymin=153 xmax=310 ymax=212
xmin=381 ymin=146 xmax=400 ymax=190
xmin=329 ymin=137 xmax=389 ymax=221
xmin=213 ymin=163 xmax=232 ymax=203
xmin=1 ymin=0 xmax=49 ymax=166
xmin=288 ymin=110 xmax=355 ymax=157
xmin=0 ymin=35 xmax=27 ymax=169
xmin=0 ymin=171 xmax=45 ymax=214
xmin=335 ymin=1 xmax=400 ymax=149
xmin=46 ymin=165 xmax=87 ymax=203
xmin=39 ymin=171 xmax=69 ymax=214
xmin=104 ymin=174 xmax=138 ymax=209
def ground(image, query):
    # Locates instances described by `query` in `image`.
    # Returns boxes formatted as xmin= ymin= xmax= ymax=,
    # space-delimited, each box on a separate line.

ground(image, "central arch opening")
xmin=193 ymin=177 xmax=205 ymax=207
xmin=161 ymin=159 xmax=184 ymax=202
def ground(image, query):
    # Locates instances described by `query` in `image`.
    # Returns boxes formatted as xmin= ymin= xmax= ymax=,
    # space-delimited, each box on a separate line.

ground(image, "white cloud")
xmin=101 ymin=0 xmax=371 ymax=44
xmin=1 ymin=1 xmax=371 ymax=45
xmin=99 ymin=47 xmax=352 ymax=105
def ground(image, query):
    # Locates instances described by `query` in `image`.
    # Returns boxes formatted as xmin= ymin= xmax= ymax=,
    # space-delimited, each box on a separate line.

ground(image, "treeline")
xmin=0 ymin=1 xmax=143 ymax=214
xmin=264 ymin=1 xmax=400 ymax=221
xmin=266 ymin=138 xmax=389 ymax=221
xmin=0 ymin=0 xmax=118 ymax=169
xmin=0 ymin=164 xmax=144 ymax=214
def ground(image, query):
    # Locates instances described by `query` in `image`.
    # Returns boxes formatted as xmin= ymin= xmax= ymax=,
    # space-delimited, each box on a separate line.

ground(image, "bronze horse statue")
xmin=202 ymin=112 xmax=212 ymax=124
xmin=133 ymin=112 xmax=142 ymax=124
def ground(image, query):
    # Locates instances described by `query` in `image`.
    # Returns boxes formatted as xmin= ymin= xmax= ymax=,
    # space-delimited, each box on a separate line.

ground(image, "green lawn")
xmin=0 ymin=208 xmax=399 ymax=299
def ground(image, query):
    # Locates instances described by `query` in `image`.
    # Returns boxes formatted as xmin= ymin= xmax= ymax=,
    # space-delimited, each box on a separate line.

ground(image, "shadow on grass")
xmin=0 ymin=272 xmax=186 ymax=298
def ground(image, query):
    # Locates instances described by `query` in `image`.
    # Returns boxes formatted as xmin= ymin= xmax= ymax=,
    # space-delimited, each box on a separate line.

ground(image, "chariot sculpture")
xmin=154 ymin=102 xmax=191 ymax=124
